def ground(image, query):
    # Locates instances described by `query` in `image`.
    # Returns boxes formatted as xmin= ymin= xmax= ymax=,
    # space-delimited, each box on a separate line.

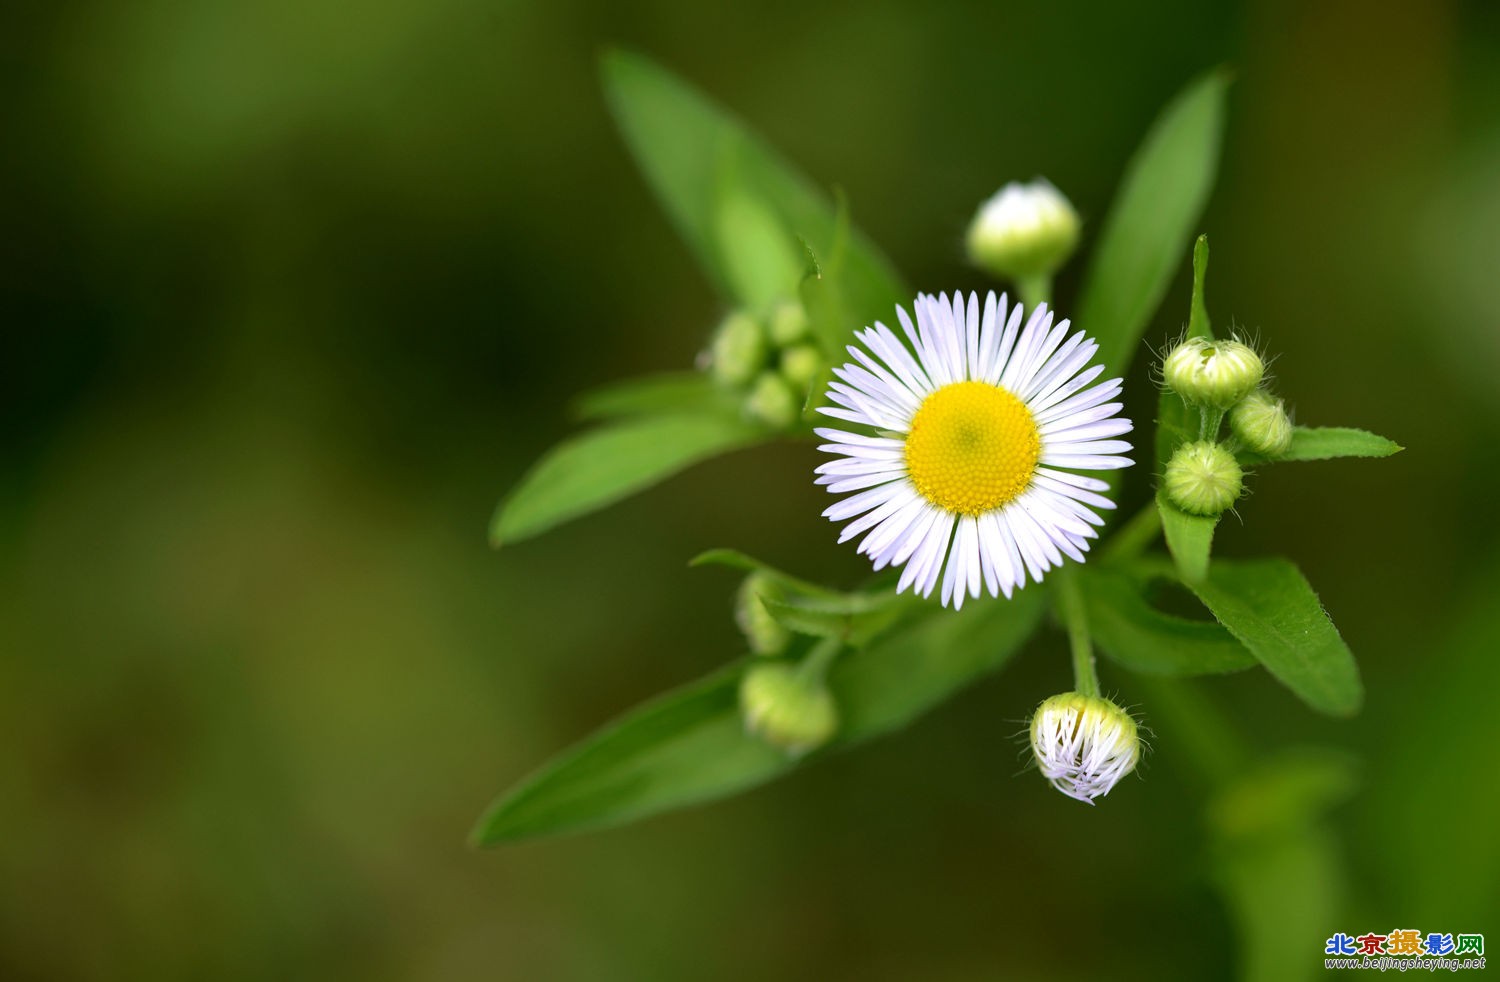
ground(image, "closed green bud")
xmin=1230 ymin=390 xmax=1294 ymax=456
xmin=779 ymin=344 xmax=822 ymax=392
xmin=740 ymin=663 xmax=838 ymax=755
xmin=767 ymin=299 xmax=810 ymax=346
xmin=746 ymin=371 xmax=799 ymax=429
xmin=735 ymin=572 xmax=790 ymax=656
xmin=1030 ymin=692 xmax=1140 ymax=804
xmin=1162 ymin=337 xmax=1264 ymax=410
xmin=1164 ymin=440 xmax=1244 ymax=516
xmin=965 ymin=179 xmax=1081 ymax=281
xmin=710 ymin=311 xmax=767 ymax=387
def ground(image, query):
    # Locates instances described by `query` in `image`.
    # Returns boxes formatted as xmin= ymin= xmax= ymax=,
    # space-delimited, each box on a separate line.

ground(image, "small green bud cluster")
xmin=739 ymin=662 xmax=838 ymax=756
xmin=1160 ymin=334 xmax=1297 ymax=516
xmin=707 ymin=299 xmax=824 ymax=430
xmin=965 ymin=179 xmax=1081 ymax=282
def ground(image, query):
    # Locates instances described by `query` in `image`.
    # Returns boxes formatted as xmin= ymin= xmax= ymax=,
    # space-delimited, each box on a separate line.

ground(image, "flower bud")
xmin=767 ymin=299 xmax=811 ymax=346
xmin=709 ymin=311 xmax=767 ymax=387
xmin=1030 ymin=692 xmax=1140 ymax=804
xmin=1164 ymin=440 xmax=1243 ymax=516
xmin=1229 ymin=390 xmax=1293 ymax=456
xmin=779 ymin=344 xmax=822 ymax=392
xmin=965 ymin=179 xmax=1081 ymax=281
xmin=740 ymin=663 xmax=838 ymax=755
xmin=735 ymin=572 xmax=790 ymax=656
xmin=1162 ymin=337 xmax=1264 ymax=410
xmin=746 ymin=371 xmax=799 ymax=429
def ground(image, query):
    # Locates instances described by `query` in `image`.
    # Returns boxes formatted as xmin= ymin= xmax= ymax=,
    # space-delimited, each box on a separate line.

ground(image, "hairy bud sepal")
xmin=1164 ymin=440 xmax=1244 ymax=516
xmin=1162 ymin=337 xmax=1264 ymax=410
xmin=1030 ymin=692 xmax=1141 ymax=804
xmin=1230 ymin=390 xmax=1294 ymax=456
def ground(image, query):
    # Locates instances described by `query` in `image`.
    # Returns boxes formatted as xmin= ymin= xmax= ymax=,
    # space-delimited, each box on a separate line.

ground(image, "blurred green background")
xmin=4 ymin=0 xmax=1497 ymax=978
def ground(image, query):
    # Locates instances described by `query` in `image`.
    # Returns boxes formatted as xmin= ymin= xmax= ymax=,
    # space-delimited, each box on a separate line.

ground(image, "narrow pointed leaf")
xmin=1186 ymin=557 xmax=1363 ymax=717
xmin=1078 ymin=73 xmax=1229 ymax=377
xmin=492 ymin=414 xmax=768 ymax=546
xmin=1153 ymin=238 xmax=1214 ymax=470
xmin=689 ymin=548 xmax=841 ymax=598
xmin=601 ymin=48 xmax=906 ymax=327
xmin=761 ymin=593 xmax=908 ymax=648
xmin=574 ymin=373 xmax=731 ymax=421
xmin=1157 ymin=492 xmax=1218 ymax=584
xmin=471 ymin=664 xmax=779 ymax=844
xmin=715 ymin=183 xmax=803 ymax=313
xmin=1082 ymin=565 xmax=1253 ymax=675
xmin=1242 ymin=426 xmax=1403 ymax=465
xmin=472 ymin=588 xmax=1045 ymax=844
xmin=829 ymin=586 xmax=1046 ymax=739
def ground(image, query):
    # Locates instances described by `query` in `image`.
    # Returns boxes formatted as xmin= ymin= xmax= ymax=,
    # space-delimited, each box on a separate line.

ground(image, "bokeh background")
xmin=5 ymin=0 xmax=1498 ymax=978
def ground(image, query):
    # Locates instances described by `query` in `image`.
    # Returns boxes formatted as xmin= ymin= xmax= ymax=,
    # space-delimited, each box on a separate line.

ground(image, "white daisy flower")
xmin=814 ymin=291 xmax=1132 ymax=608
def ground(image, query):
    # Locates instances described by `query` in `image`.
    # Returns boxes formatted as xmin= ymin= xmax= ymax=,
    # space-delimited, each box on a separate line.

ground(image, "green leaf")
xmin=492 ymin=414 xmax=768 ymax=546
xmin=1186 ymin=234 xmax=1213 ymax=341
xmin=694 ymin=548 xmax=910 ymax=646
xmin=1186 ymin=558 xmax=1363 ymax=716
xmin=714 ymin=182 xmax=803 ymax=313
xmin=472 ymin=588 xmax=1046 ymax=844
xmin=830 ymin=586 xmax=1046 ymax=739
xmin=689 ymin=548 xmax=840 ymax=597
xmin=1077 ymin=72 xmax=1229 ymax=378
xmin=602 ymin=49 xmax=906 ymax=329
xmin=1082 ymin=565 xmax=1253 ymax=676
xmin=761 ymin=592 xmax=907 ymax=648
xmin=1242 ymin=426 xmax=1403 ymax=465
xmin=471 ymin=664 xmax=782 ymax=844
xmin=1157 ymin=492 xmax=1218 ymax=584
xmin=574 ymin=372 xmax=731 ymax=421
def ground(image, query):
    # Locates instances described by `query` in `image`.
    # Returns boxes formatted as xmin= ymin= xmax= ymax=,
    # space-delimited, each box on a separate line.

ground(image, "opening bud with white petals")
xmin=965 ymin=180 xmax=1081 ymax=282
xmin=740 ymin=663 xmax=838 ymax=756
xmin=1230 ymin=389 xmax=1294 ymax=456
xmin=1162 ymin=337 xmax=1264 ymax=410
xmin=1030 ymin=692 xmax=1141 ymax=804
xmin=1165 ymin=440 xmax=1243 ymax=516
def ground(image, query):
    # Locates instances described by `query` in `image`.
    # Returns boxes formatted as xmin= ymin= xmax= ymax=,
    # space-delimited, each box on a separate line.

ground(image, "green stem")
xmin=1199 ymin=406 xmax=1224 ymax=442
xmin=1102 ymin=502 xmax=1163 ymax=563
xmin=1054 ymin=569 xmax=1100 ymax=697
xmin=795 ymin=637 xmax=842 ymax=685
xmin=1016 ymin=273 xmax=1052 ymax=311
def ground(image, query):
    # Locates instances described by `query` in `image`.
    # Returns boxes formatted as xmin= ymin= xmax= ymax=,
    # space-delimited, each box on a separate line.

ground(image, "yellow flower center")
xmin=904 ymin=381 xmax=1040 ymax=515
